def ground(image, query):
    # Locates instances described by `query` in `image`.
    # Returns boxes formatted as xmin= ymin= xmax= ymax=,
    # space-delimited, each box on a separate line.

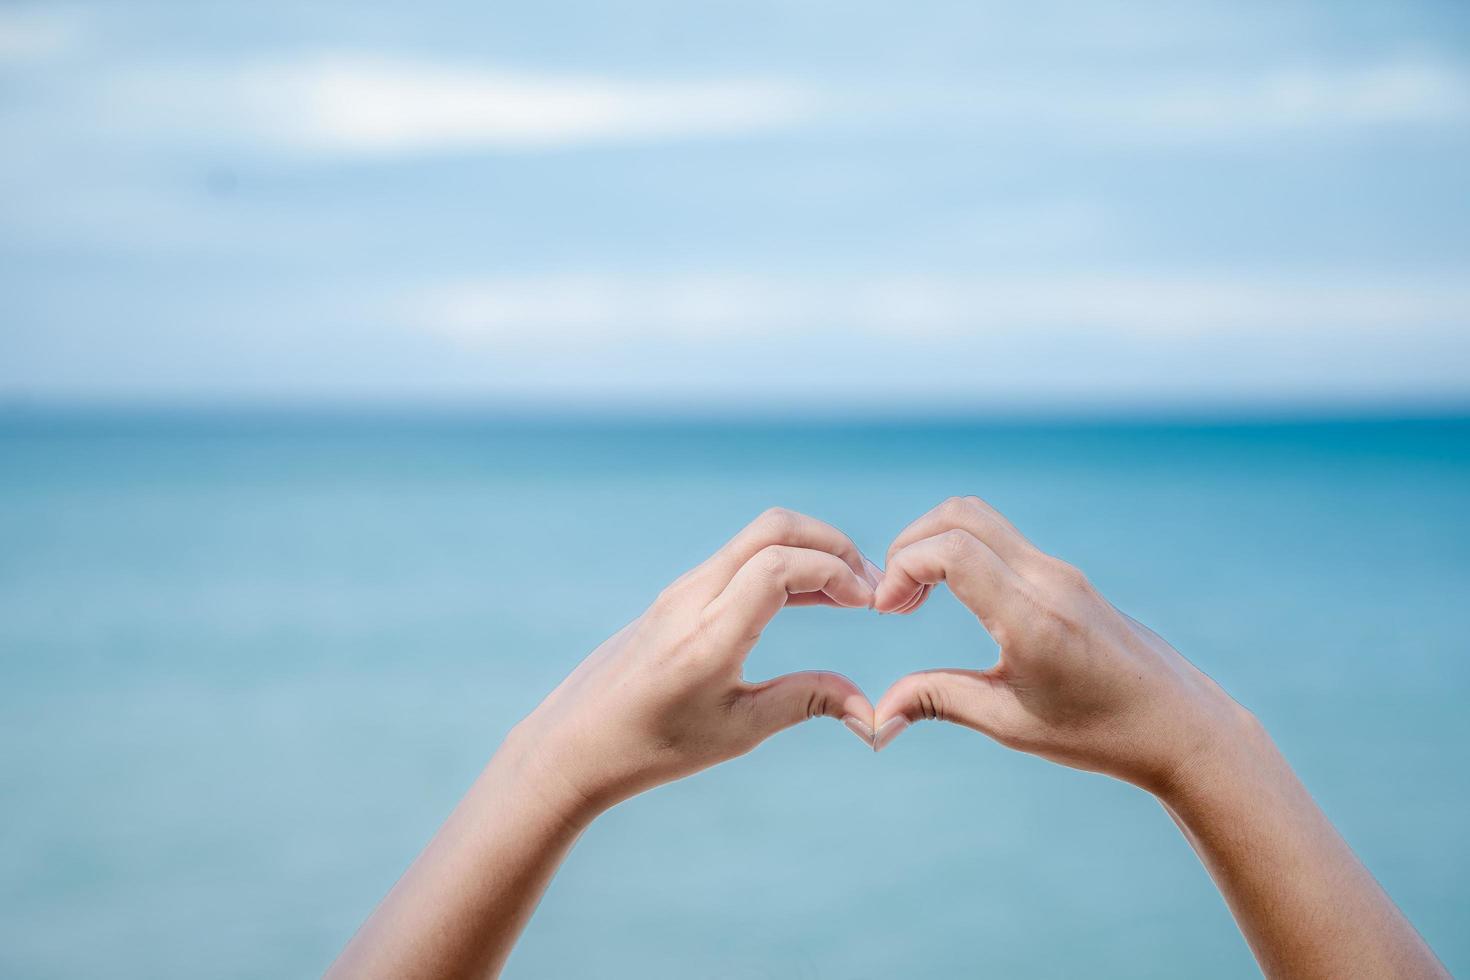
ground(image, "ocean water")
xmin=1 ymin=412 xmax=1467 ymax=979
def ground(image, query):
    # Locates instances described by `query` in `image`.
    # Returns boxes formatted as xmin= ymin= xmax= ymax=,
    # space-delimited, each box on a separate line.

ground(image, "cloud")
xmin=402 ymin=271 xmax=1470 ymax=348
xmin=75 ymin=49 xmax=1466 ymax=163
xmin=104 ymin=55 xmax=819 ymax=155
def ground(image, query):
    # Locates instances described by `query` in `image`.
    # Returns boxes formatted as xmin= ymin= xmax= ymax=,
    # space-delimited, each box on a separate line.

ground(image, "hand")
xmin=509 ymin=508 xmax=882 ymax=821
xmin=870 ymin=496 xmax=1250 ymax=794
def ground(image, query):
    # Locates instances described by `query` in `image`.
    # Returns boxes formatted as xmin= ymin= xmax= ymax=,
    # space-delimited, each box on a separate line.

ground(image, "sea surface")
xmin=2 ymin=412 xmax=1467 ymax=979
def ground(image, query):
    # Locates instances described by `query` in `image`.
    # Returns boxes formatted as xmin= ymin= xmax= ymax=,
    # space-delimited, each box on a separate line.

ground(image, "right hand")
xmin=871 ymin=496 xmax=1254 ymax=795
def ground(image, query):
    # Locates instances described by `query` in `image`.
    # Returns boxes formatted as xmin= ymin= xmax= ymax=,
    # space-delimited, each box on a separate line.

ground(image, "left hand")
xmin=505 ymin=508 xmax=882 ymax=822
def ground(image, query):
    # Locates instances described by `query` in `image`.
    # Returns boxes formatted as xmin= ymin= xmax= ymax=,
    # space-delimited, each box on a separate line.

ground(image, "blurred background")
xmin=1 ymin=1 xmax=1467 ymax=977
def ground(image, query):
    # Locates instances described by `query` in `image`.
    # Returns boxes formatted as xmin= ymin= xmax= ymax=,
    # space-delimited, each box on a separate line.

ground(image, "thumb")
xmin=744 ymin=670 xmax=876 ymax=748
xmin=872 ymin=668 xmax=1015 ymax=751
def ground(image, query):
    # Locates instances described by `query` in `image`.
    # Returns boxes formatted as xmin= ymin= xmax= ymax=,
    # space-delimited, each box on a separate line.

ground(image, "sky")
xmin=1 ymin=1 xmax=1468 ymax=412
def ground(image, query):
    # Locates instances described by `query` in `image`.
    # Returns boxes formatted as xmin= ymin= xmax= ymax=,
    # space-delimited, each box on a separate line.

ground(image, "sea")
xmin=2 ymin=411 xmax=1467 ymax=978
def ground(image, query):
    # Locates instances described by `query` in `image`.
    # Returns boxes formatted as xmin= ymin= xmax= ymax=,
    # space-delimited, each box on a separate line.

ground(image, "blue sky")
xmin=2 ymin=1 xmax=1468 ymax=411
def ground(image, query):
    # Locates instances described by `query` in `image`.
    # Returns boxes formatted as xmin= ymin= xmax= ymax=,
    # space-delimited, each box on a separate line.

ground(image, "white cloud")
xmin=403 ymin=271 xmax=1470 ymax=348
xmin=77 ymin=50 xmax=1466 ymax=162
xmin=104 ymin=54 xmax=819 ymax=155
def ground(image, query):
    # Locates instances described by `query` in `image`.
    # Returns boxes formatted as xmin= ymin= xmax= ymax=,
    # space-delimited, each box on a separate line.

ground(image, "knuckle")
xmin=940 ymin=495 xmax=974 ymax=521
xmin=939 ymin=527 xmax=976 ymax=560
xmin=754 ymin=544 xmax=789 ymax=578
xmin=913 ymin=682 xmax=945 ymax=722
xmin=805 ymin=674 xmax=835 ymax=719
xmin=1046 ymin=557 xmax=1092 ymax=594
xmin=757 ymin=506 xmax=797 ymax=537
xmin=650 ymin=584 xmax=682 ymax=615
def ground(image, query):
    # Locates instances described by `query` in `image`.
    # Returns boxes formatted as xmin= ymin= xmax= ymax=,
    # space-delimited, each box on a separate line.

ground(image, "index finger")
xmin=885 ymin=496 xmax=1040 ymax=570
xmin=874 ymin=529 xmax=1029 ymax=639
xmin=704 ymin=545 xmax=875 ymax=654
xmin=687 ymin=507 xmax=879 ymax=599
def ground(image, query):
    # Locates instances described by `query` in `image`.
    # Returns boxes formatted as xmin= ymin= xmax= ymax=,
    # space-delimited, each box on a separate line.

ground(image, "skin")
xmin=329 ymin=499 xmax=1448 ymax=980
xmin=870 ymin=496 xmax=1448 ymax=980
xmin=326 ymin=509 xmax=881 ymax=980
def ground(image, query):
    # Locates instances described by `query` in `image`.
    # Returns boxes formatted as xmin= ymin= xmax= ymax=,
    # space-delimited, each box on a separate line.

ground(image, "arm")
xmin=327 ymin=508 xmax=881 ymax=980
xmin=869 ymin=496 xmax=1447 ymax=980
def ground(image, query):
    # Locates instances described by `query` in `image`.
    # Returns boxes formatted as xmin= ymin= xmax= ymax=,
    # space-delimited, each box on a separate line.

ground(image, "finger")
xmin=885 ymin=496 xmax=1040 ymax=571
xmin=783 ymin=561 xmax=891 ymax=608
xmin=742 ymin=670 xmax=876 ymax=747
xmin=783 ymin=589 xmax=856 ymax=608
xmin=872 ymin=529 xmax=1028 ymax=631
xmin=704 ymin=545 xmax=873 ymax=651
xmin=689 ymin=508 xmax=879 ymax=599
xmin=884 ymin=583 xmax=930 ymax=615
xmin=871 ymin=668 xmax=1020 ymax=750
xmin=862 ymin=559 xmax=928 ymax=616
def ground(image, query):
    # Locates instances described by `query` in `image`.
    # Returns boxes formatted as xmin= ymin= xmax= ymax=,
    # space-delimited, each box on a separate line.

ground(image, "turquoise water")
xmin=2 ymin=413 xmax=1467 ymax=978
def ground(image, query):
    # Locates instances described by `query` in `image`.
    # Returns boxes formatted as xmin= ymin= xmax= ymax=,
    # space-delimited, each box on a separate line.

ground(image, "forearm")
xmin=326 ymin=510 xmax=880 ymax=978
xmin=1158 ymin=710 xmax=1447 ymax=979
xmin=870 ymin=496 xmax=1446 ymax=974
xmin=327 ymin=731 xmax=596 ymax=980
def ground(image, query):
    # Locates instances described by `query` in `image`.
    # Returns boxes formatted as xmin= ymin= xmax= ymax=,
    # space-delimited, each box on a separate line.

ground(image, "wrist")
xmin=487 ymin=721 xmax=608 ymax=834
xmin=1148 ymin=697 xmax=1276 ymax=810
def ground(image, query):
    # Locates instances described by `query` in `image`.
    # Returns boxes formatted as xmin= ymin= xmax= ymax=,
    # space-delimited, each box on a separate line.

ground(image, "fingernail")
xmin=873 ymin=716 xmax=911 ymax=752
xmin=873 ymin=588 xmax=912 ymax=616
xmin=893 ymin=585 xmax=928 ymax=615
xmin=842 ymin=715 xmax=875 ymax=748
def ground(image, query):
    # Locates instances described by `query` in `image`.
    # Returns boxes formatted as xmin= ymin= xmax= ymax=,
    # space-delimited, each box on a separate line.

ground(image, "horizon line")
xmin=3 ymin=395 xmax=1469 ymax=429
